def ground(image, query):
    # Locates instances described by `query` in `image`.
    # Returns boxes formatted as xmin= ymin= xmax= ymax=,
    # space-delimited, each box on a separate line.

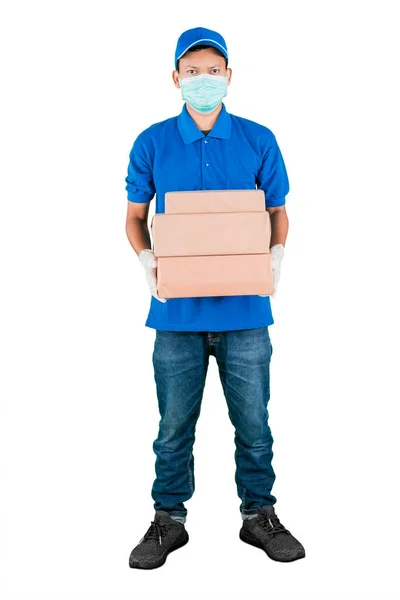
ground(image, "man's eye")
xmin=211 ymin=69 xmax=220 ymax=73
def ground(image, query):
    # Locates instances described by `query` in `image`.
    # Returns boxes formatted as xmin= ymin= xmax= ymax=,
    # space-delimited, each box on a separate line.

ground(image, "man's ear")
xmin=172 ymin=70 xmax=180 ymax=88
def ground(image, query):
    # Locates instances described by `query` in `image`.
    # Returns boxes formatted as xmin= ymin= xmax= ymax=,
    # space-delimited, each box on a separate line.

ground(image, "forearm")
xmin=125 ymin=218 xmax=152 ymax=256
xmin=269 ymin=211 xmax=289 ymax=248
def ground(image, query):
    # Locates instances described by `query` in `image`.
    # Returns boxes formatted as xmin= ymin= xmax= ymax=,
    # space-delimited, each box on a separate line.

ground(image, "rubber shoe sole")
xmin=239 ymin=529 xmax=305 ymax=562
xmin=129 ymin=529 xmax=189 ymax=570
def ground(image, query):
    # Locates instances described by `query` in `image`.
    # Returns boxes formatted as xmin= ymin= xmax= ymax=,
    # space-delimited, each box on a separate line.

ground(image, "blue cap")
xmin=175 ymin=27 xmax=228 ymax=70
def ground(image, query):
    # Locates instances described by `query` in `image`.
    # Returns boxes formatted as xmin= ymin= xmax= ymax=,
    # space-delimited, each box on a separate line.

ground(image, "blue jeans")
xmin=151 ymin=326 xmax=277 ymax=522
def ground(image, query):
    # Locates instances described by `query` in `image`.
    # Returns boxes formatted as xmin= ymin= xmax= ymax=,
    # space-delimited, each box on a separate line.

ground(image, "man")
xmin=125 ymin=26 xmax=305 ymax=569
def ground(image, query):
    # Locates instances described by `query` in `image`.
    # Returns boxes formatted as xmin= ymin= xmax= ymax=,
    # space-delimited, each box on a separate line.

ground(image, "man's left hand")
xmin=259 ymin=244 xmax=285 ymax=299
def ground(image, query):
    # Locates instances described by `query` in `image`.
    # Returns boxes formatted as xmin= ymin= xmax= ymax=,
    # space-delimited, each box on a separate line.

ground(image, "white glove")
xmin=138 ymin=249 xmax=167 ymax=303
xmin=259 ymin=244 xmax=285 ymax=299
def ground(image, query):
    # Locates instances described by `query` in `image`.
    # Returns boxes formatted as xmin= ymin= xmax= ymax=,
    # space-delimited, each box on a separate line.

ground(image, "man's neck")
xmin=185 ymin=102 xmax=222 ymax=130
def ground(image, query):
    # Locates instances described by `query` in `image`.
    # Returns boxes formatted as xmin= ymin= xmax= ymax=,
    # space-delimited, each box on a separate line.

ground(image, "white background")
xmin=1 ymin=0 xmax=400 ymax=598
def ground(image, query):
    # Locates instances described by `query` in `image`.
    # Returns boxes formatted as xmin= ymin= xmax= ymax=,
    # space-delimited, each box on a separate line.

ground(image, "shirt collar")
xmin=177 ymin=101 xmax=232 ymax=145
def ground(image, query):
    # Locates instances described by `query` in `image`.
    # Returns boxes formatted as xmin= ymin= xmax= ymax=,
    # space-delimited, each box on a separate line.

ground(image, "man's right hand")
xmin=138 ymin=249 xmax=167 ymax=303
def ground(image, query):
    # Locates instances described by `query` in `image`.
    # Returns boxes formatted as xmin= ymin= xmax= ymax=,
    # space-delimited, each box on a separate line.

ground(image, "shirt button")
xmin=204 ymin=140 xmax=208 ymax=144
xmin=206 ymin=163 xmax=209 ymax=166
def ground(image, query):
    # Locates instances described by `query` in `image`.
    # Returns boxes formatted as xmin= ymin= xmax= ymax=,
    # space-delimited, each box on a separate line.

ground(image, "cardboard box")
xmin=151 ymin=189 xmax=274 ymax=299
xmin=151 ymin=211 xmax=271 ymax=257
xmin=165 ymin=189 xmax=266 ymax=214
xmin=157 ymin=254 xmax=274 ymax=298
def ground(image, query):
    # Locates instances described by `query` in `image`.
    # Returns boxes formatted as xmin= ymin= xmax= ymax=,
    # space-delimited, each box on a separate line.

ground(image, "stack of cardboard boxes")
xmin=150 ymin=189 xmax=274 ymax=299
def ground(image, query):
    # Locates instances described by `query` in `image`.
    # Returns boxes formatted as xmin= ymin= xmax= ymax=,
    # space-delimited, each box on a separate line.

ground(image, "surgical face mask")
xmin=178 ymin=73 xmax=229 ymax=114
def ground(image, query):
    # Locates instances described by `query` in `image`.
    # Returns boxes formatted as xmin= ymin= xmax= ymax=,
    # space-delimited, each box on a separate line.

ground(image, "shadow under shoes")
xmin=239 ymin=505 xmax=306 ymax=562
xmin=129 ymin=510 xmax=189 ymax=570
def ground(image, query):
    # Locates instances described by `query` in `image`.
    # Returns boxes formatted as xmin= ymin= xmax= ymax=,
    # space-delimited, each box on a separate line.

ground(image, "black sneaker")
xmin=239 ymin=505 xmax=305 ymax=562
xmin=129 ymin=510 xmax=189 ymax=569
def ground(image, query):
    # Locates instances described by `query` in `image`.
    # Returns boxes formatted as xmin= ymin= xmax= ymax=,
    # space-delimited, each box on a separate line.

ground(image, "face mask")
xmin=179 ymin=73 xmax=229 ymax=114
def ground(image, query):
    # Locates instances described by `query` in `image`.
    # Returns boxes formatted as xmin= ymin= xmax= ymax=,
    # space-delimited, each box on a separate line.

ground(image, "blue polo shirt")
xmin=125 ymin=101 xmax=289 ymax=332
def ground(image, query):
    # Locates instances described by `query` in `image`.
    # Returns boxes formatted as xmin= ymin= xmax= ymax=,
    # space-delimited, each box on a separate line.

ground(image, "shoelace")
xmin=139 ymin=521 xmax=172 ymax=546
xmin=256 ymin=509 xmax=291 ymax=537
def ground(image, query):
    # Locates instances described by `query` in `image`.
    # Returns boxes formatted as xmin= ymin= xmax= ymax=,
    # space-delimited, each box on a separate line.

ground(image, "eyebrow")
xmin=184 ymin=64 xmax=222 ymax=69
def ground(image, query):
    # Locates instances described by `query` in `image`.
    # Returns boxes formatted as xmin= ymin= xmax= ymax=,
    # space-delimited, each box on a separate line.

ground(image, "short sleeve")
xmin=125 ymin=132 xmax=156 ymax=203
xmin=256 ymin=134 xmax=290 ymax=207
